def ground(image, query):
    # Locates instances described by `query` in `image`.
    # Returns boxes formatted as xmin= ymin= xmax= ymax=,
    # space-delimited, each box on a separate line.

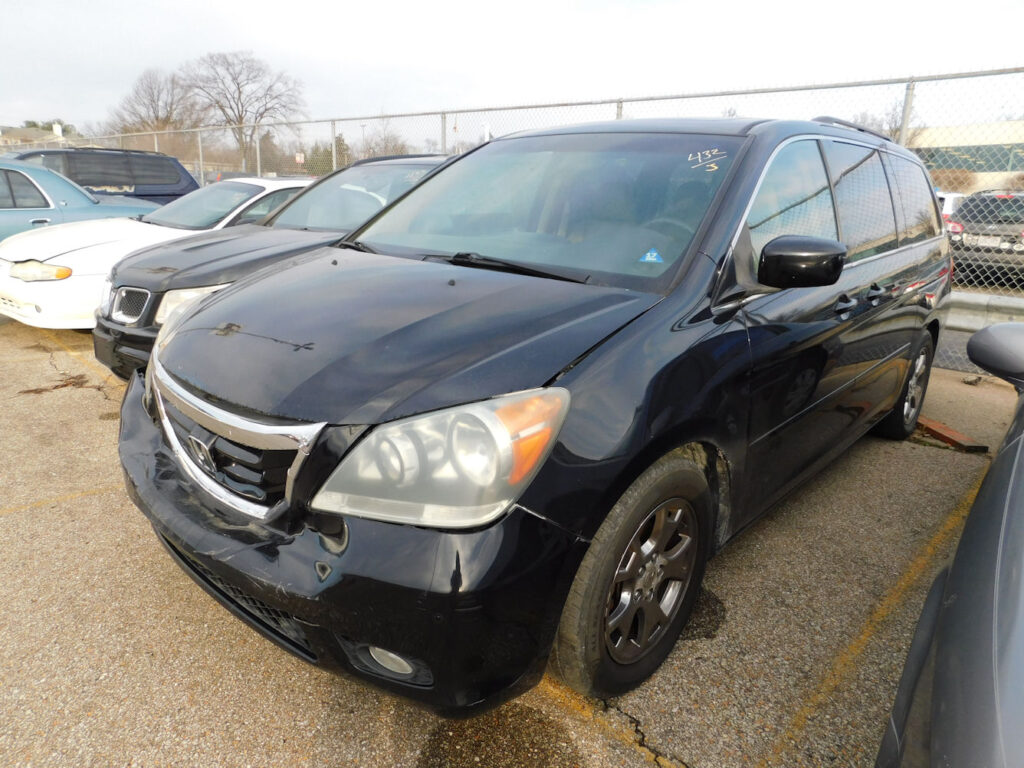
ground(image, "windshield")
xmin=141 ymin=181 xmax=263 ymax=229
xmin=357 ymin=133 xmax=741 ymax=291
xmin=271 ymin=163 xmax=436 ymax=232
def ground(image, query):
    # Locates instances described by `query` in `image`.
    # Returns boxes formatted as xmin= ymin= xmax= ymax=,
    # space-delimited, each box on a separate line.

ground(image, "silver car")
xmin=877 ymin=322 xmax=1024 ymax=767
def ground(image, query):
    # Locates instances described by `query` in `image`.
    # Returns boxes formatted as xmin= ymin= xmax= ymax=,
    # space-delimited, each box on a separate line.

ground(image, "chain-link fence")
xmin=4 ymin=67 xmax=1023 ymax=371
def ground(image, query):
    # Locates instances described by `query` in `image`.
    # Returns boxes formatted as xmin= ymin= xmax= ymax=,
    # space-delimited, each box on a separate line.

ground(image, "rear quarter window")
xmin=0 ymin=172 xmax=14 ymax=208
xmin=8 ymin=171 xmax=48 ymax=208
xmin=888 ymin=156 xmax=940 ymax=244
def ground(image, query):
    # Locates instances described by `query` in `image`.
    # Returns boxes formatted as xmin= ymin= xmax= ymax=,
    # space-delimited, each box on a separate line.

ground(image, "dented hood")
xmin=157 ymin=249 xmax=660 ymax=425
xmin=112 ymin=225 xmax=341 ymax=292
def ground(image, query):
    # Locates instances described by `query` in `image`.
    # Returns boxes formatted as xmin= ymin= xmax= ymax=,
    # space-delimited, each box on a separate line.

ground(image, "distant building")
xmin=909 ymin=121 xmax=1024 ymax=192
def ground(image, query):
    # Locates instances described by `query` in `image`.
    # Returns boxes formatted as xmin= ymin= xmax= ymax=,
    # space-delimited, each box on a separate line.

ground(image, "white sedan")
xmin=0 ymin=177 xmax=309 ymax=329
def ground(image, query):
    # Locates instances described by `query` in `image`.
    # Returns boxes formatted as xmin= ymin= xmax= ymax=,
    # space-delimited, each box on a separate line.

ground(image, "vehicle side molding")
xmin=758 ymin=235 xmax=846 ymax=289
xmin=967 ymin=322 xmax=1024 ymax=388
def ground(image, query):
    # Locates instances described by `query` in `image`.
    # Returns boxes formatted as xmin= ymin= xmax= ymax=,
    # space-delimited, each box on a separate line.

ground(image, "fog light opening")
xmin=369 ymin=646 xmax=415 ymax=676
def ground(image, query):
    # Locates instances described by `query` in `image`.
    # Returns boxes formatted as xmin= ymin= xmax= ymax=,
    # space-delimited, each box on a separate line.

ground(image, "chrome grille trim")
xmin=111 ymin=287 xmax=151 ymax=324
xmin=151 ymin=353 xmax=326 ymax=520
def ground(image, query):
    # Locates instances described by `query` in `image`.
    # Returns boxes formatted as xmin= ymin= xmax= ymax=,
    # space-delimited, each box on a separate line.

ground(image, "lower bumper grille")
xmin=161 ymin=534 xmax=316 ymax=659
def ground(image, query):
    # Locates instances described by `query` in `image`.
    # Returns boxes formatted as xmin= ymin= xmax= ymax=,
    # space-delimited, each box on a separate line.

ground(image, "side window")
xmin=68 ymin=153 xmax=133 ymax=189
xmin=130 ymin=155 xmax=182 ymax=185
xmin=231 ymin=188 xmax=300 ymax=225
xmin=8 ymin=171 xmax=48 ymax=208
xmin=822 ymin=141 xmax=898 ymax=261
xmin=889 ymin=156 xmax=940 ymax=244
xmin=747 ymin=140 xmax=837 ymax=260
xmin=0 ymin=173 xmax=14 ymax=208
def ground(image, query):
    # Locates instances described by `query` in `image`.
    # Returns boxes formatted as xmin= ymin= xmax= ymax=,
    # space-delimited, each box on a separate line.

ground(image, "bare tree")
xmin=183 ymin=51 xmax=304 ymax=170
xmin=849 ymin=100 xmax=925 ymax=144
xmin=359 ymin=119 xmax=410 ymax=159
xmin=109 ymin=69 xmax=207 ymax=133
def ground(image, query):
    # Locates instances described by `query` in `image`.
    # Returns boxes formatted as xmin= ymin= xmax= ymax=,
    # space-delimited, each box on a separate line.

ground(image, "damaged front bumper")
xmin=118 ymin=371 xmax=587 ymax=714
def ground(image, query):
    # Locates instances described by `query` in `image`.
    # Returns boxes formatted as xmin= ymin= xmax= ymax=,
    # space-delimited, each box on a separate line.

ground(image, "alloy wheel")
xmin=604 ymin=498 xmax=698 ymax=664
xmin=903 ymin=347 xmax=930 ymax=427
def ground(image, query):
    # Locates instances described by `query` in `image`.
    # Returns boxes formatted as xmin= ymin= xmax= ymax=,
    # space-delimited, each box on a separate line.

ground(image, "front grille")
xmin=163 ymin=399 xmax=296 ymax=506
xmin=112 ymin=287 xmax=150 ymax=323
xmin=151 ymin=356 xmax=325 ymax=520
xmin=161 ymin=535 xmax=315 ymax=658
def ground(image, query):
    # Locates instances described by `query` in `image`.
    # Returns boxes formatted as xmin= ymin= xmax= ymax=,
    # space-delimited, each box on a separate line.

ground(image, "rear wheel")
xmin=873 ymin=333 xmax=934 ymax=440
xmin=551 ymin=449 xmax=712 ymax=697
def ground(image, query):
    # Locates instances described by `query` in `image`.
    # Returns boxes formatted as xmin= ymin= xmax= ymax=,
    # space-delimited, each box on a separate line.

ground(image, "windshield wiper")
xmin=426 ymin=251 xmax=587 ymax=283
xmin=336 ymin=239 xmax=377 ymax=253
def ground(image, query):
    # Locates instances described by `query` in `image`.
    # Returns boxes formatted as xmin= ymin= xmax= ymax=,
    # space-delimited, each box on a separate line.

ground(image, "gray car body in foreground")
xmin=877 ymin=322 xmax=1024 ymax=767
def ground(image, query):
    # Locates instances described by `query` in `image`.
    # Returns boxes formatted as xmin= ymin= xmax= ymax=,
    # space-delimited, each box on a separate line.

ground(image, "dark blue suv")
xmin=9 ymin=148 xmax=198 ymax=204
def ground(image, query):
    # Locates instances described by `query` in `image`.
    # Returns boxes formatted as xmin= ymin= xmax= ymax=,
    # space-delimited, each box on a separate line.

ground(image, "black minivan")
xmin=119 ymin=118 xmax=950 ymax=714
xmin=11 ymin=148 xmax=198 ymax=204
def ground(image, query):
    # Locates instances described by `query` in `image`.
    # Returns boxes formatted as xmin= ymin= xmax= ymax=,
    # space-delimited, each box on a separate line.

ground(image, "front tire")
xmin=873 ymin=332 xmax=934 ymax=440
xmin=551 ymin=448 xmax=712 ymax=697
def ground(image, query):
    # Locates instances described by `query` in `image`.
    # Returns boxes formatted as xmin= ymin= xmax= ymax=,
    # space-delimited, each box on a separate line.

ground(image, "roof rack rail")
xmin=811 ymin=116 xmax=893 ymax=143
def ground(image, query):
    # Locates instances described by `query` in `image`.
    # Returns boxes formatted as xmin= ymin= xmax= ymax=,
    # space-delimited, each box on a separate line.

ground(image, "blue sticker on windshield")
xmin=639 ymin=249 xmax=663 ymax=263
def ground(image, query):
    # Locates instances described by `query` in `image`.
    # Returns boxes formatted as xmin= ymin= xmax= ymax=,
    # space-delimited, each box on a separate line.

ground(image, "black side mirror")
xmin=758 ymin=235 xmax=846 ymax=289
xmin=967 ymin=323 xmax=1024 ymax=388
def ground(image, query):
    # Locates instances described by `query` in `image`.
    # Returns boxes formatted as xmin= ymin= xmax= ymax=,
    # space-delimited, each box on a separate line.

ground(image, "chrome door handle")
xmin=30 ymin=218 xmax=50 ymax=225
xmin=865 ymin=284 xmax=886 ymax=305
xmin=834 ymin=295 xmax=858 ymax=315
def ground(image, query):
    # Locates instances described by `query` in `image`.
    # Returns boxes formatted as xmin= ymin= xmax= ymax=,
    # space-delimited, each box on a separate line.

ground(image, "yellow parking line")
xmin=38 ymin=328 xmax=123 ymax=389
xmin=756 ymin=469 xmax=987 ymax=767
xmin=0 ymin=484 xmax=123 ymax=518
xmin=537 ymin=676 xmax=687 ymax=767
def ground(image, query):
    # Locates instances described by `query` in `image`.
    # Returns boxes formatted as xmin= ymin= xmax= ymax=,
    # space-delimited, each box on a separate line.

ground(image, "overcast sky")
xmin=3 ymin=0 xmax=1022 ymax=130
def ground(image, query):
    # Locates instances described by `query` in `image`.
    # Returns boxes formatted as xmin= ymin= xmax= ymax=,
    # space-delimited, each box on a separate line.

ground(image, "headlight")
xmin=9 ymin=260 xmax=71 ymax=281
xmin=154 ymin=284 xmax=228 ymax=326
xmin=99 ymin=277 xmax=114 ymax=316
xmin=310 ymin=388 xmax=571 ymax=528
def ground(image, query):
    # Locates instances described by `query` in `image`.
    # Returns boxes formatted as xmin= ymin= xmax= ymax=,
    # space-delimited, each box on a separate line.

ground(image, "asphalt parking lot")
xmin=0 ymin=317 xmax=1016 ymax=768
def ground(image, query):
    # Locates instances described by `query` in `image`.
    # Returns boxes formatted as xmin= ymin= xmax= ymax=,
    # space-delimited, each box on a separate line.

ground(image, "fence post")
xmin=154 ymin=133 xmax=159 ymax=152
xmin=897 ymin=78 xmax=916 ymax=145
xmin=441 ymin=112 xmax=447 ymax=154
xmin=255 ymin=125 xmax=262 ymax=177
xmin=330 ymin=120 xmax=337 ymax=171
xmin=197 ymin=129 xmax=205 ymax=185
xmin=616 ymin=100 xmax=623 ymax=119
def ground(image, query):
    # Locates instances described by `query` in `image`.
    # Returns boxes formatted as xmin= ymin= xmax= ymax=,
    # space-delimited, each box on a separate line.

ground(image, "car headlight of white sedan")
xmin=9 ymin=260 xmax=72 ymax=281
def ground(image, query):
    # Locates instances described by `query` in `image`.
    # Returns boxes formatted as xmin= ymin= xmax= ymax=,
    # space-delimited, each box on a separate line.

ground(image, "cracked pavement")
xmin=0 ymin=317 xmax=1017 ymax=767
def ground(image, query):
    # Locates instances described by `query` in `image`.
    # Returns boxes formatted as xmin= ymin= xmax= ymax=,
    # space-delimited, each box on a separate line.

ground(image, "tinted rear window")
xmin=130 ymin=155 xmax=182 ymax=185
xmin=956 ymin=195 xmax=1024 ymax=223
xmin=888 ymin=156 xmax=940 ymax=244
xmin=68 ymin=153 xmax=133 ymax=189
